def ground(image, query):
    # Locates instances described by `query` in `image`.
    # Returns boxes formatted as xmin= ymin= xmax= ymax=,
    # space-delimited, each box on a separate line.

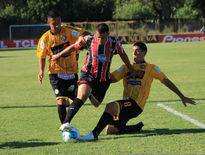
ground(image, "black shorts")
xmin=78 ymin=71 xmax=111 ymax=102
xmin=114 ymin=97 xmax=142 ymax=132
xmin=49 ymin=74 xmax=78 ymax=100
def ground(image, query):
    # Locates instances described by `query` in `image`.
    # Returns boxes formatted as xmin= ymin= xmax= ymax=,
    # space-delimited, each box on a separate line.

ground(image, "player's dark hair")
xmin=133 ymin=42 xmax=147 ymax=53
xmin=96 ymin=23 xmax=109 ymax=34
xmin=47 ymin=10 xmax=61 ymax=18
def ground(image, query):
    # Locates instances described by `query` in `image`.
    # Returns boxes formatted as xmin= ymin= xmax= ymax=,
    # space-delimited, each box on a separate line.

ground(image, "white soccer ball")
xmin=62 ymin=127 xmax=80 ymax=142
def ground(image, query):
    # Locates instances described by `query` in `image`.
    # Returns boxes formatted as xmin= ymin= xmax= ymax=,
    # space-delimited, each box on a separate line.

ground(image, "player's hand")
xmin=38 ymin=72 xmax=44 ymax=84
xmin=77 ymin=36 xmax=86 ymax=47
xmin=51 ymin=54 xmax=60 ymax=61
xmin=181 ymin=96 xmax=196 ymax=107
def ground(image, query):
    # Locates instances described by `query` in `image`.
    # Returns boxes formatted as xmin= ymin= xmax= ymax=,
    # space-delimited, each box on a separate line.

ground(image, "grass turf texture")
xmin=0 ymin=42 xmax=205 ymax=154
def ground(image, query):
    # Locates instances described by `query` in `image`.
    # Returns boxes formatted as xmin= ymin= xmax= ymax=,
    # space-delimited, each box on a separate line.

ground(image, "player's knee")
xmin=91 ymin=101 xmax=101 ymax=107
xmin=89 ymin=94 xmax=101 ymax=107
xmin=105 ymin=102 xmax=117 ymax=115
xmin=105 ymin=125 xmax=119 ymax=135
xmin=57 ymin=98 xmax=66 ymax=105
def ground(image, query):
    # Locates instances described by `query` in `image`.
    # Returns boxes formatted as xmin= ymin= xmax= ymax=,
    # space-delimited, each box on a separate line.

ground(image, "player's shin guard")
xmin=92 ymin=112 xmax=114 ymax=138
xmin=63 ymin=98 xmax=83 ymax=124
xmin=58 ymin=104 xmax=66 ymax=124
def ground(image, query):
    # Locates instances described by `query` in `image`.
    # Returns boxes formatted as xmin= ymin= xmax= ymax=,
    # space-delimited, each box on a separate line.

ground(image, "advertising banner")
xmin=1 ymin=33 xmax=204 ymax=48
xmin=0 ymin=39 xmax=38 ymax=48
xmin=118 ymin=35 xmax=159 ymax=44
xmin=158 ymin=34 xmax=205 ymax=43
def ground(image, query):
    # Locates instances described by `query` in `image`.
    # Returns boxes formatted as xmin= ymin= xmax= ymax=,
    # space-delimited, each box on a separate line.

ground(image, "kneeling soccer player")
xmin=80 ymin=41 xmax=196 ymax=141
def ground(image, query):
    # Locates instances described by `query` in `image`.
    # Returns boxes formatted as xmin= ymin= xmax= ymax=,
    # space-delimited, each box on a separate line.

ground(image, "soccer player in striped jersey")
xmin=37 ymin=10 xmax=88 ymax=125
xmin=52 ymin=23 xmax=140 ymax=131
xmin=80 ymin=41 xmax=195 ymax=141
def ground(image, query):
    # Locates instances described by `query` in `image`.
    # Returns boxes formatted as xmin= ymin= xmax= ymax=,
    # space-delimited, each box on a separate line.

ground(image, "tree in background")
xmin=0 ymin=0 xmax=115 ymax=25
xmin=0 ymin=0 xmax=204 ymax=25
xmin=0 ymin=0 xmax=60 ymax=24
xmin=55 ymin=0 xmax=115 ymax=22
xmin=113 ymin=0 xmax=155 ymax=21
xmin=174 ymin=0 xmax=201 ymax=19
xmin=190 ymin=0 xmax=205 ymax=18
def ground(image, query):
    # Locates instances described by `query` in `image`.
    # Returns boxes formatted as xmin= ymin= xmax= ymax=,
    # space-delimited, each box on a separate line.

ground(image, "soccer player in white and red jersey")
xmin=52 ymin=23 xmax=140 ymax=131
xmin=79 ymin=41 xmax=195 ymax=141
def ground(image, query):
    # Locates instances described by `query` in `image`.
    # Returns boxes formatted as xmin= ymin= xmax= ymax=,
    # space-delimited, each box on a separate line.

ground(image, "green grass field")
xmin=0 ymin=42 xmax=205 ymax=154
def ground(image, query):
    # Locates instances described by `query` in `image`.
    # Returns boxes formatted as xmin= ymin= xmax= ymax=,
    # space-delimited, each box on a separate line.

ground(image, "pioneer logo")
xmin=162 ymin=35 xmax=205 ymax=43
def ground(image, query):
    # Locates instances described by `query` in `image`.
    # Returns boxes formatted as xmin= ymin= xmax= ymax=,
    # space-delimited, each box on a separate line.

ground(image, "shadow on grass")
xmin=0 ymin=103 xmax=93 ymax=109
xmin=1 ymin=98 xmax=204 ymax=109
xmin=0 ymin=140 xmax=59 ymax=149
xmin=0 ymin=56 xmax=13 ymax=58
xmin=0 ymin=105 xmax=57 ymax=109
xmin=0 ymin=139 xmax=60 ymax=149
xmin=100 ymin=128 xmax=205 ymax=141
xmin=140 ymin=128 xmax=205 ymax=136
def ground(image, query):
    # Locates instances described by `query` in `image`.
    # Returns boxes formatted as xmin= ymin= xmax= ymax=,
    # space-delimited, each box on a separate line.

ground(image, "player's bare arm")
xmin=38 ymin=58 xmax=46 ymax=84
xmin=51 ymin=36 xmax=86 ymax=61
xmin=51 ymin=45 xmax=76 ymax=61
xmin=162 ymin=78 xmax=196 ymax=106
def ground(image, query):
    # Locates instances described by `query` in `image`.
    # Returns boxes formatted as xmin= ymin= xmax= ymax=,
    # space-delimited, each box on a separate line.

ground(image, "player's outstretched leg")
xmin=59 ymin=98 xmax=84 ymax=131
xmin=79 ymin=132 xmax=98 ymax=141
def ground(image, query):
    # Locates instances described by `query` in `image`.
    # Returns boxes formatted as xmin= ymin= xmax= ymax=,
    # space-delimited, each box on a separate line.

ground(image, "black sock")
xmin=63 ymin=98 xmax=84 ymax=124
xmin=124 ymin=122 xmax=144 ymax=133
xmin=58 ymin=104 xmax=66 ymax=124
xmin=92 ymin=112 xmax=114 ymax=138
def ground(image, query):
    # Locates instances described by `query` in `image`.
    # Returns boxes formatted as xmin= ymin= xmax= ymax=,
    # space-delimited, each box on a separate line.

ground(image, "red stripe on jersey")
xmin=82 ymin=36 xmax=123 ymax=82
xmin=101 ymin=41 xmax=111 ymax=81
xmin=116 ymin=41 xmax=124 ymax=54
xmin=82 ymin=55 xmax=89 ymax=72
xmin=77 ymin=80 xmax=92 ymax=88
xmin=91 ymin=38 xmax=98 ymax=77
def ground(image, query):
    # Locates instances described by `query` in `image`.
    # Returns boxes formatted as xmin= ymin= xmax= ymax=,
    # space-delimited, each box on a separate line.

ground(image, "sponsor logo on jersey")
xmin=127 ymin=80 xmax=141 ymax=86
xmin=72 ymin=30 xmax=80 ymax=37
xmin=40 ymin=41 xmax=45 ymax=49
xmin=140 ymin=65 xmax=146 ymax=69
xmin=98 ymin=54 xmax=107 ymax=63
xmin=61 ymin=36 xmax=67 ymax=41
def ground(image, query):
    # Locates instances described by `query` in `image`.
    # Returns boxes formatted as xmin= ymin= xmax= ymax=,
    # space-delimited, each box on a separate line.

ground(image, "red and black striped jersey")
xmin=76 ymin=35 xmax=124 ymax=82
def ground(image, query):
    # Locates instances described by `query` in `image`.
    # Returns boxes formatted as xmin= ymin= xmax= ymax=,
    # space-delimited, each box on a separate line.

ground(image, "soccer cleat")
xmin=123 ymin=121 xmax=144 ymax=133
xmin=59 ymin=122 xmax=72 ymax=132
xmin=79 ymin=132 xmax=97 ymax=141
xmin=135 ymin=121 xmax=144 ymax=131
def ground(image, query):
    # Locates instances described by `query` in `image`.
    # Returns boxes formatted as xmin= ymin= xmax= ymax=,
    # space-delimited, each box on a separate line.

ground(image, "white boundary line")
xmin=157 ymin=103 xmax=205 ymax=129
xmin=153 ymin=100 xmax=205 ymax=105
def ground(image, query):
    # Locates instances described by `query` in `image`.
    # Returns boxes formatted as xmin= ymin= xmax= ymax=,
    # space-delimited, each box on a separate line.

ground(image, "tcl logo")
xmin=162 ymin=35 xmax=205 ymax=43
xmin=0 ymin=39 xmax=38 ymax=48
